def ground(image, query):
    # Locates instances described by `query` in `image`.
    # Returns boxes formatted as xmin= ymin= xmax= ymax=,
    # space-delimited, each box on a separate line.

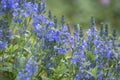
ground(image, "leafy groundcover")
xmin=0 ymin=0 xmax=120 ymax=80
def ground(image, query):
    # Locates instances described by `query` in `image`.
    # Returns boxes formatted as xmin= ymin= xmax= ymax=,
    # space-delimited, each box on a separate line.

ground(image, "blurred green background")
xmin=46 ymin=0 xmax=120 ymax=35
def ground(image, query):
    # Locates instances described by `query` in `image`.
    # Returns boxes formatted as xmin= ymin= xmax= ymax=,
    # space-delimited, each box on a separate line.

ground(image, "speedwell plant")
xmin=0 ymin=0 xmax=120 ymax=80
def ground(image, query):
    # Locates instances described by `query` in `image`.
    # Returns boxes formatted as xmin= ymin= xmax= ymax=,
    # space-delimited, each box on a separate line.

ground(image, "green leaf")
xmin=36 ymin=76 xmax=42 ymax=80
xmin=0 ymin=75 xmax=9 ymax=80
xmin=85 ymin=70 xmax=94 ymax=77
xmin=86 ymin=67 xmax=98 ymax=79
xmin=42 ymin=77 xmax=53 ymax=80
xmin=14 ymin=35 xmax=20 ymax=39
xmin=19 ymin=56 xmax=26 ymax=68
xmin=86 ymin=51 xmax=96 ymax=63
xmin=2 ymin=61 xmax=13 ymax=67
xmin=0 ymin=71 xmax=14 ymax=79
xmin=0 ymin=67 xmax=13 ymax=72
xmin=8 ymin=44 xmax=18 ymax=53
xmin=55 ymin=63 xmax=68 ymax=75
xmin=24 ymin=47 xmax=32 ymax=54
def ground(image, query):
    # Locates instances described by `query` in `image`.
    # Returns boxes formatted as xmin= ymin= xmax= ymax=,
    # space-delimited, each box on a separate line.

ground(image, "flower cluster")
xmin=17 ymin=56 xmax=38 ymax=80
xmin=0 ymin=19 xmax=12 ymax=50
xmin=70 ymin=18 xmax=120 ymax=80
xmin=0 ymin=0 xmax=120 ymax=80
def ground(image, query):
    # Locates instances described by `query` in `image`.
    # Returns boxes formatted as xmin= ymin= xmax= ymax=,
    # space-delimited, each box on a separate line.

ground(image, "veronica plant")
xmin=0 ymin=0 xmax=120 ymax=80
xmin=70 ymin=17 xmax=120 ymax=80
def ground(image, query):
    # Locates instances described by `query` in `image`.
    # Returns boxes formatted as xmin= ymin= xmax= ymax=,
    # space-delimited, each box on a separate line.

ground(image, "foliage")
xmin=0 ymin=0 xmax=120 ymax=80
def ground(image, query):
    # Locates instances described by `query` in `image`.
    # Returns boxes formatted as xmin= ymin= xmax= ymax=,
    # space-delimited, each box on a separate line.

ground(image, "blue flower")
xmin=57 ymin=47 xmax=67 ymax=54
xmin=0 ymin=0 xmax=19 ymax=14
xmin=87 ymin=35 xmax=92 ymax=41
xmin=69 ymin=36 xmax=74 ymax=48
xmin=93 ymin=48 xmax=99 ymax=55
xmin=108 ymin=40 xmax=113 ymax=47
xmin=117 ymin=43 xmax=120 ymax=47
xmin=18 ymin=18 xmax=22 ymax=23
xmin=116 ymin=65 xmax=120 ymax=73
xmin=12 ymin=11 xmax=19 ymax=17
xmin=0 ymin=30 xmax=2 ymax=36
xmin=75 ymin=73 xmax=82 ymax=80
xmin=71 ymin=55 xmax=80 ymax=64
xmin=74 ymin=32 xmax=79 ymax=39
xmin=25 ymin=57 xmax=38 ymax=76
xmin=104 ymin=48 xmax=113 ymax=59
xmin=81 ymin=40 xmax=88 ymax=50
xmin=0 ymin=41 xmax=7 ymax=49
xmin=98 ymin=72 xmax=104 ymax=80
xmin=17 ymin=56 xmax=38 ymax=80
xmin=17 ymin=72 xmax=31 ymax=80
xmin=85 ymin=74 xmax=90 ymax=79
xmin=71 ymin=52 xmax=84 ymax=65
xmin=94 ymin=37 xmax=100 ymax=46
xmin=44 ymin=29 xmax=55 ymax=42
xmin=43 ymin=18 xmax=50 ymax=25
xmin=55 ymin=30 xmax=61 ymax=43
xmin=38 ymin=14 xmax=44 ymax=21
xmin=12 ymin=2 xmax=19 ymax=9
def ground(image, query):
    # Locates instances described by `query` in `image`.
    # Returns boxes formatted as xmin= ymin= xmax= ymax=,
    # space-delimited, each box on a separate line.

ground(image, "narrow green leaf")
xmin=86 ymin=51 xmax=96 ymax=63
